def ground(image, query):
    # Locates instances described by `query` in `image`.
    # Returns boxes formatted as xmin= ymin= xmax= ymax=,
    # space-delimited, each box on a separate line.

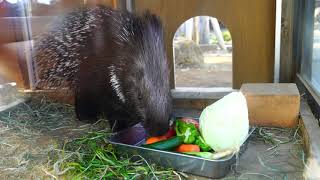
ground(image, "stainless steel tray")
xmin=109 ymin=118 xmax=255 ymax=179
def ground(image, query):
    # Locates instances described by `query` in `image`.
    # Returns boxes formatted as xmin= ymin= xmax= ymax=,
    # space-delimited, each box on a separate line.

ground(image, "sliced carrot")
xmin=176 ymin=144 xmax=200 ymax=152
xmin=145 ymin=136 xmax=166 ymax=144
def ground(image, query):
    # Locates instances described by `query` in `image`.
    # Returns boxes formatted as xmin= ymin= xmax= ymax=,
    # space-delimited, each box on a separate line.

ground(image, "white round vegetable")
xmin=199 ymin=92 xmax=249 ymax=152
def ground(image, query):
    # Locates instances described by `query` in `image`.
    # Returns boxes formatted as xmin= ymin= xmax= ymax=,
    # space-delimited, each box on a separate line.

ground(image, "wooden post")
xmin=112 ymin=0 xmax=118 ymax=8
xmin=279 ymin=0 xmax=295 ymax=82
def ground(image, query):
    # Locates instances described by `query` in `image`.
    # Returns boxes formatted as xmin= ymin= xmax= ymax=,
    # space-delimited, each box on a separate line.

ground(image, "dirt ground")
xmin=175 ymin=55 xmax=232 ymax=88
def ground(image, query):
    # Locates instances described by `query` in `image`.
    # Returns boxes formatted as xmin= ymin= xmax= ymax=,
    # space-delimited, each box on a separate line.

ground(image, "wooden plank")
xmin=173 ymin=99 xmax=216 ymax=111
xmin=171 ymin=87 xmax=233 ymax=99
xmin=134 ymin=0 xmax=276 ymax=89
xmin=280 ymin=0 xmax=295 ymax=82
xmin=24 ymin=89 xmax=225 ymax=110
xmin=0 ymin=44 xmax=25 ymax=88
xmin=24 ymin=89 xmax=75 ymax=105
xmin=112 ymin=0 xmax=118 ymax=8
xmin=0 ymin=17 xmax=21 ymax=43
xmin=241 ymin=83 xmax=300 ymax=127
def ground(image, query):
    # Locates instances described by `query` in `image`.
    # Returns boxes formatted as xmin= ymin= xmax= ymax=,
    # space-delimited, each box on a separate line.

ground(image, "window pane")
xmin=301 ymin=1 xmax=320 ymax=95
xmin=312 ymin=3 xmax=320 ymax=93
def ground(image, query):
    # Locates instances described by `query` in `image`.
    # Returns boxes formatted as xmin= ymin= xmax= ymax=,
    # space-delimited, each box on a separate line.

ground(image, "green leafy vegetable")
xmin=199 ymin=92 xmax=249 ymax=152
xmin=195 ymin=136 xmax=212 ymax=152
xmin=175 ymin=120 xmax=199 ymax=144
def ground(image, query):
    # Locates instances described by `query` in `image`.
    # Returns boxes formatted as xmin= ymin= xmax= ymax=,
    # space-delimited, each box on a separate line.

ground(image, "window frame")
xmin=293 ymin=0 xmax=320 ymax=123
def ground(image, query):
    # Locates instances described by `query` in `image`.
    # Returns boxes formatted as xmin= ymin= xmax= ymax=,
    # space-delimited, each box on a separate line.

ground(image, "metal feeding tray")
xmin=108 ymin=118 xmax=255 ymax=179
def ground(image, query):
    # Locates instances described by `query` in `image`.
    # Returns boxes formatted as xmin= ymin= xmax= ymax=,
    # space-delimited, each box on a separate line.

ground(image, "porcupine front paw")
xmin=75 ymin=90 xmax=99 ymax=123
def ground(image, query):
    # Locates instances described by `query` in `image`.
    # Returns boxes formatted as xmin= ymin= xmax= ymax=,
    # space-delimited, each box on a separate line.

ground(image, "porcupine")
xmin=33 ymin=6 xmax=172 ymax=136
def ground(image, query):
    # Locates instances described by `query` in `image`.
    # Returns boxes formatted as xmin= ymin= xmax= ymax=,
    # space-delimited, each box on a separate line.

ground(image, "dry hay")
xmin=0 ymin=94 xmax=110 ymax=179
xmin=0 ymin=94 xmax=180 ymax=179
xmin=0 ymin=90 xmax=307 ymax=179
xmin=230 ymin=127 xmax=305 ymax=180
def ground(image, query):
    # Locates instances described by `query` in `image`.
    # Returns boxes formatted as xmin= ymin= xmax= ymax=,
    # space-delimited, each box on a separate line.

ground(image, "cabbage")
xmin=199 ymin=92 xmax=249 ymax=152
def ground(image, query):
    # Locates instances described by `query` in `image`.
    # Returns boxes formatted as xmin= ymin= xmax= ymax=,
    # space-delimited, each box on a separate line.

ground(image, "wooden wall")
xmin=0 ymin=43 xmax=25 ymax=87
xmin=0 ymin=0 xmax=277 ymax=90
xmin=134 ymin=0 xmax=276 ymax=89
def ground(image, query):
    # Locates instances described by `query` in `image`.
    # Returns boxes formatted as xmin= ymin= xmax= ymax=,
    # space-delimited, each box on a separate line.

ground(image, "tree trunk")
xmin=199 ymin=16 xmax=210 ymax=44
xmin=192 ymin=16 xmax=199 ymax=44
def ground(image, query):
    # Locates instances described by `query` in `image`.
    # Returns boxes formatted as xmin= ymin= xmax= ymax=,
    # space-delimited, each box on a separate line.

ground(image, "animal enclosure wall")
xmin=0 ymin=0 xmax=276 ymax=92
xmin=134 ymin=0 xmax=276 ymax=89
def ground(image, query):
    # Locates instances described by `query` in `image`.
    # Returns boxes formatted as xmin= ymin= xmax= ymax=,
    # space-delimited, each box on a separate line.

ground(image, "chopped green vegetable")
xmin=142 ymin=136 xmax=183 ymax=150
xmin=195 ymin=136 xmax=212 ymax=152
xmin=175 ymin=120 xmax=199 ymax=144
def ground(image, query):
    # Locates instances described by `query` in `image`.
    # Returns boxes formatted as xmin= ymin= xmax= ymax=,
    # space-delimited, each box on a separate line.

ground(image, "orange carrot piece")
xmin=145 ymin=136 xmax=166 ymax=144
xmin=176 ymin=144 xmax=200 ymax=152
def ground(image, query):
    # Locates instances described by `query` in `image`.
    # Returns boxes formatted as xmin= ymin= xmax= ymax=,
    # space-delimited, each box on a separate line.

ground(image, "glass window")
xmin=0 ymin=0 xmax=115 ymax=89
xmin=311 ymin=3 xmax=320 ymax=92
xmin=300 ymin=0 xmax=320 ymax=95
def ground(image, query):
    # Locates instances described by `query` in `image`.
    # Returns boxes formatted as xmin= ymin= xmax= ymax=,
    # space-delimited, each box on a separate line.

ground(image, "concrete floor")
xmin=190 ymin=139 xmax=304 ymax=180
